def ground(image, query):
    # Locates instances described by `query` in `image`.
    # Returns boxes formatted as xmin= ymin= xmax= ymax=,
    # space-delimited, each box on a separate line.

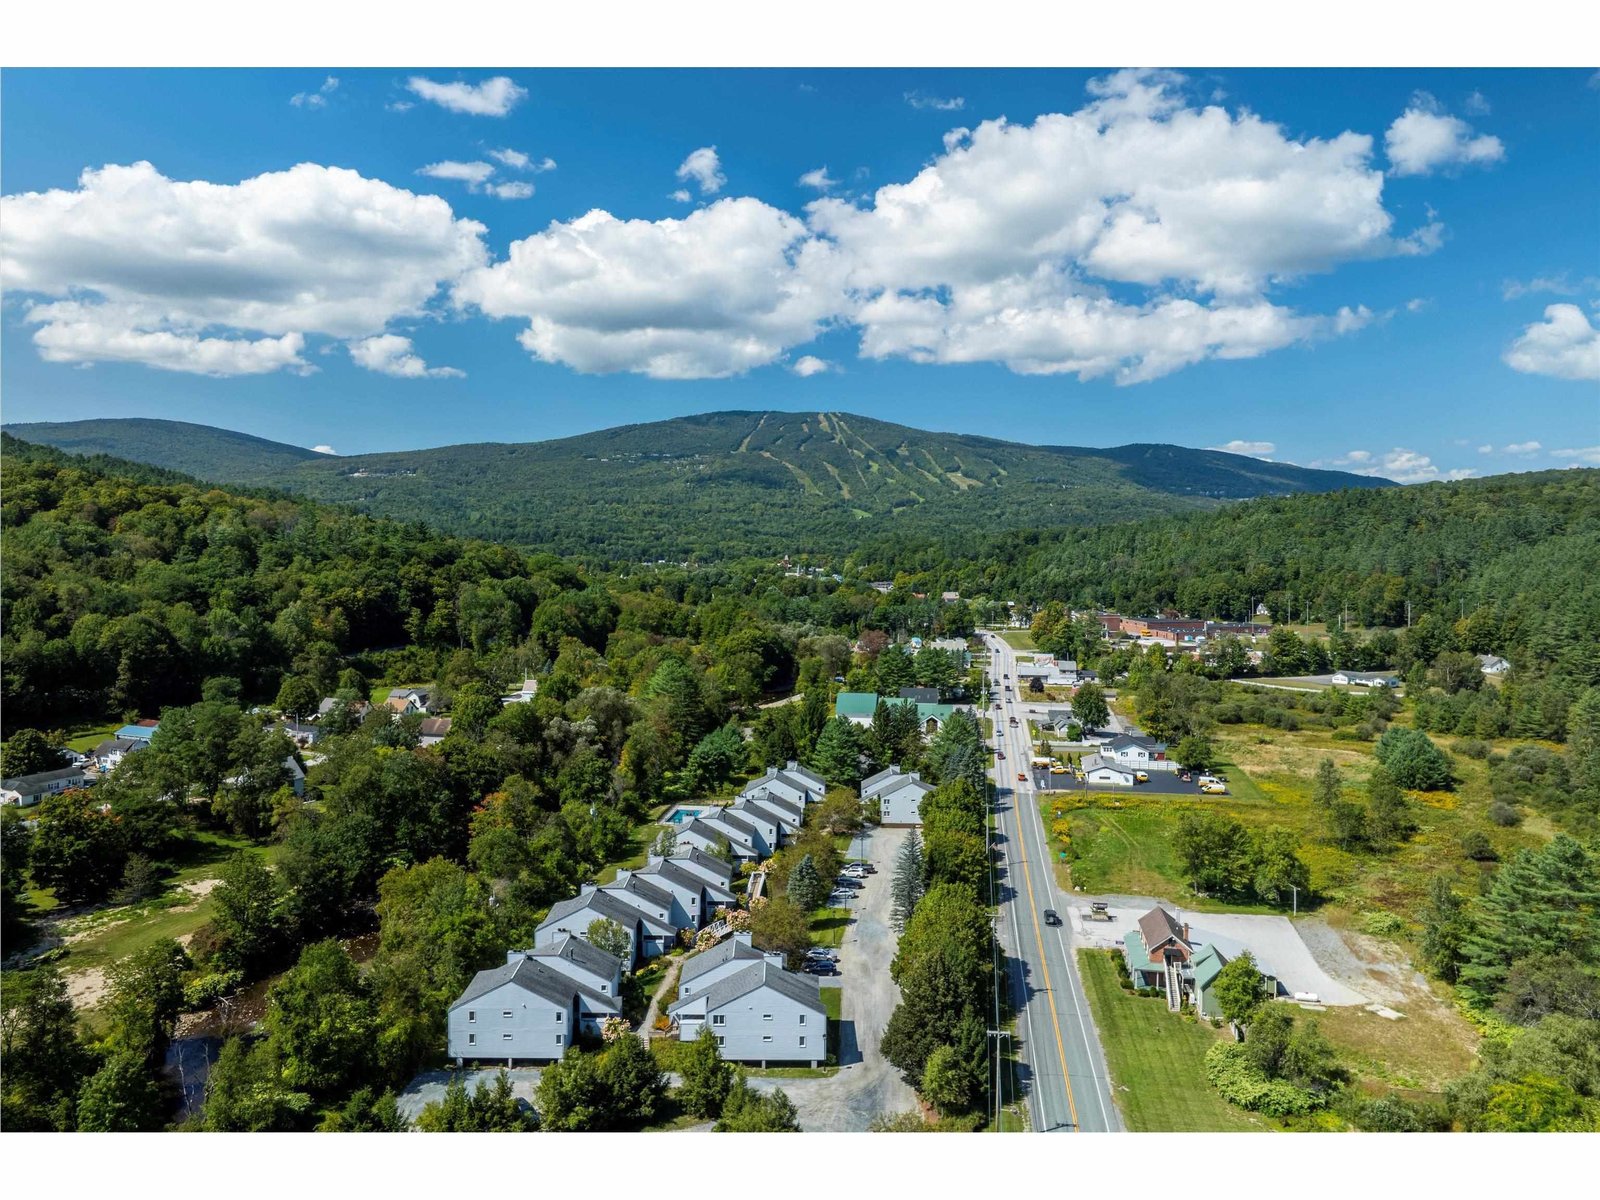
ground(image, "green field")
xmin=1077 ymin=950 xmax=1264 ymax=1132
xmin=997 ymin=630 xmax=1036 ymax=651
xmin=810 ymin=906 xmax=850 ymax=947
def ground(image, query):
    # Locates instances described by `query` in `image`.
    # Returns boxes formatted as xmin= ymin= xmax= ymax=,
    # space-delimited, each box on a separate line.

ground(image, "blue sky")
xmin=2 ymin=66 xmax=1596 ymax=481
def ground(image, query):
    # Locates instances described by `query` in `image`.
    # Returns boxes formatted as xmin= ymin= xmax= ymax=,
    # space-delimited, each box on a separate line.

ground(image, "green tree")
xmin=76 ymin=1052 xmax=166 ymax=1132
xmin=1251 ymin=829 xmax=1310 ymax=908
xmin=1419 ymin=874 xmax=1470 ymax=984
xmin=809 ymin=716 xmax=865 ymax=787
xmin=1494 ymin=954 xmax=1600 ymax=1025
xmin=0 ymin=965 xmax=93 ymax=1130
xmin=103 ymin=938 xmax=190 ymax=1066
xmin=536 ymin=1049 xmax=609 ymax=1131
xmin=785 ymin=854 xmax=826 ymax=912
xmin=29 ymin=787 xmax=127 ymax=906
xmin=598 ymin=1034 xmax=669 ymax=1128
xmin=0 ymin=729 xmax=67 ymax=777
xmin=1311 ymin=757 xmax=1342 ymax=809
xmin=1211 ymin=951 xmax=1267 ymax=1026
xmin=1071 ymin=682 xmax=1109 ymax=733
xmin=890 ymin=830 xmax=926 ymax=932
xmin=417 ymin=1069 xmax=536 ymax=1131
xmin=199 ymin=1037 xmax=311 ymax=1131
xmin=677 ymin=1025 xmax=735 ymax=1118
xmin=1171 ymin=811 xmax=1254 ymax=900
xmin=1568 ymin=688 xmax=1600 ymax=799
xmin=750 ymin=895 xmax=813 ymax=969
xmin=275 ymin=675 xmax=319 ymax=721
xmin=1373 ymin=727 xmax=1453 ymax=791
xmin=715 ymin=1071 xmax=801 ymax=1131
xmin=586 ymin=917 xmax=632 ymax=964
xmin=1173 ymin=734 xmax=1216 ymax=773
xmin=1364 ymin=763 xmax=1415 ymax=848
xmin=265 ymin=939 xmax=377 ymax=1097
xmin=209 ymin=851 xmax=283 ymax=975
xmin=317 ymin=1087 xmax=409 ymax=1131
xmin=1325 ymin=800 xmax=1368 ymax=851
xmin=1481 ymin=1074 xmax=1586 ymax=1132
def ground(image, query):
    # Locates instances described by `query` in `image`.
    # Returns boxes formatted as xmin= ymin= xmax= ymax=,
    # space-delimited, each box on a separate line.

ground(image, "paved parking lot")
xmin=1031 ymin=767 xmax=1210 ymax=796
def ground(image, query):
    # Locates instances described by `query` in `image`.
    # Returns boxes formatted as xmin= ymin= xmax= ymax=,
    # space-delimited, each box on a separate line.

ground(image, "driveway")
xmin=746 ymin=823 xmax=919 ymax=1130
xmin=1068 ymin=897 xmax=1370 ymax=1006
xmin=398 ymin=1065 xmax=543 ymax=1124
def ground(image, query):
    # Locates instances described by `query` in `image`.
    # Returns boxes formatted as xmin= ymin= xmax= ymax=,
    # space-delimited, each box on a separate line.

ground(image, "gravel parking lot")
xmin=1069 ymin=897 xmax=1370 ymax=1006
xmin=746 ymin=823 xmax=918 ymax=1130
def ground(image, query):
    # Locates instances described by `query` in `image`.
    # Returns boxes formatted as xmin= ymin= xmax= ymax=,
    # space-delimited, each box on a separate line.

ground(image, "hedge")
xmin=1203 ymin=1043 xmax=1324 ymax=1117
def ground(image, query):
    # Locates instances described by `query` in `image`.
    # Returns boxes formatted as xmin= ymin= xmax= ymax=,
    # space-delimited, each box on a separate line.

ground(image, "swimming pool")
xmin=664 ymin=805 xmax=707 ymax=825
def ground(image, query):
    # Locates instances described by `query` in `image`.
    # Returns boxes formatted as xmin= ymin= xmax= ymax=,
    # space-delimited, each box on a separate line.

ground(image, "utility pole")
xmin=1290 ymin=884 xmax=1299 ymax=917
xmin=987 ymin=1028 xmax=1013 ymax=1130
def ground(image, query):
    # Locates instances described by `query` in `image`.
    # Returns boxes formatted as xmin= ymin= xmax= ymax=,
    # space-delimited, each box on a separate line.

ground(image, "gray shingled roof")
xmin=738 ymin=797 xmax=801 ymax=831
xmin=540 ymin=888 xmax=668 ymax=936
xmin=680 ymin=960 xmax=825 ymax=1016
xmin=2 ymin=766 xmax=89 ymax=791
xmin=451 ymin=957 xmax=578 ymax=1011
xmin=674 ymin=846 xmax=735 ymax=882
xmin=640 ymin=858 xmax=710 ymax=898
xmin=858 ymin=766 xmax=898 ymax=793
xmin=678 ymin=935 xmax=766 ymax=986
xmin=610 ymin=873 xmax=678 ymax=915
xmin=681 ymin=818 xmax=740 ymax=850
xmin=531 ymin=932 xmax=622 ymax=981
xmin=708 ymin=811 xmax=760 ymax=842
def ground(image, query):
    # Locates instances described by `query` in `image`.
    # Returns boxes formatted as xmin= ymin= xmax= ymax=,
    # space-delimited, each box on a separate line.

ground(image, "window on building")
xmin=799 ymin=1036 xmax=807 ymax=1047
xmin=502 ymin=1033 xmax=513 ymax=1041
xmin=712 ymin=1014 xmax=725 ymax=1026
xmin=468 ymin=1010 xmax=476 ymax=1023
xmin=556 ymin=1034 xmax=563 ymax=1045
xmin=716 ymin=1036 xmax=725 ymax=1048
xmin=555 ymin=1011 xmax=563 ymax=1023
xmin=763 ymin=1035 xmax=773 ymax=1043
xmin=468 ymin=1033 xmax=476 ymax=1046
xmin=762 ymin=1013 xmax=773 ymax=1021
xmin=798 ymin=1014 xmax=806 ymax=1025
xmin=502 ymin=1010 xmax=512 ymax=1019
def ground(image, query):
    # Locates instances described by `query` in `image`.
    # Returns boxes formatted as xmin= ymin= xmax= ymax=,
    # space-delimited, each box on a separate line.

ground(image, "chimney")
xmin=890 ymin=763 xmax=900 ymax=775
xmin=909 ymin=771 xmax=920 ymax=782
xmin=786 ymin=760 xmax=798 ymax=771
xmin=1182 ymin=922 xmax=1191 ymax=943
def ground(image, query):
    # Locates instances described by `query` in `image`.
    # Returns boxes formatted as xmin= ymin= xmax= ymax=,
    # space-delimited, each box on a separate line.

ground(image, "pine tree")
xmin=1365 ymin=764 xmax=1414 ymax=848
xmin=810 ymin=716 xmax=865 ymax=787
xmin=786 ymin=854 xmax=825 ymax=912
xmin=890 ymin=831 xmax=926 ymax=933
xmin=1311 ymin=758 xmax=1342 ymax=809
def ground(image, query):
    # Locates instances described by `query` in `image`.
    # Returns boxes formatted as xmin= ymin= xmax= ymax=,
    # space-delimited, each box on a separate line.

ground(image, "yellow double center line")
xmin=1007 ymin=721 xmax=1081 ymax=1131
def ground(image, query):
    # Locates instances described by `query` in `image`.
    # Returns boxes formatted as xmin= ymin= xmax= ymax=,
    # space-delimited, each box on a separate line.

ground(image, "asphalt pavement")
xmin=985 ymin=632 xmax=1121 ymax=1133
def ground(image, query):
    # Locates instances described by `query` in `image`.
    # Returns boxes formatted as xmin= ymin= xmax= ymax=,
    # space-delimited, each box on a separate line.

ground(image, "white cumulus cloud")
xmin=311 ymin=444 xmax=337 ymax=455
xmin=905 ymin=91 xmax=965 ymax=111
xmin=488 ymin=149 xmax=556 ymax=173
xmin=1503 ymin=304 xmax=1600 ymax=382
xmin=1329 ymin=447 xmax=1473 ymax=484
xmin=791 ymin=355 xmax=833 ymax=376
xmin=347 ymin=333 xmax=464 ymax=378
xmin=418 ymin=160 xmax=496 ymax=187
xmin=1 ymin=161 xmax=487 ymax=376
xmin=1551 ymin=445 xmax=1600 ymax=464
xmin=1502 ymin=440 xmax=1543 ymax=456
xmin=405 ymin=75 xmax=527 ymax=117
xmin=805 ymin=69 xmax=1416 ymax=382
xmin=1208 ymin=440 xmax=1276 ymax=457
xmin=798 ymin=167 xmax=838 ymax=191
xmin=454 ymin=197 xmax=847 ymax=379
xmin=290 ymin=76 xmax=339 ymax=109
xmin=676 ymin=147 xmax=726 ymax=196
xmin=1385 ymin=93 xmax=1504 ymax=176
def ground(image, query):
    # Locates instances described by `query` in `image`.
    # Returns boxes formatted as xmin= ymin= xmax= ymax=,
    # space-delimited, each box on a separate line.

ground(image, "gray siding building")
xmin=669 ymin=960 xmax=826 ymax=1066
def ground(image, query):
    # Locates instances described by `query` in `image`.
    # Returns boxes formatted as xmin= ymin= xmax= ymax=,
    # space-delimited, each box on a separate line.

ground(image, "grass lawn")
xmin=44 ymin=830 xmax=276 ymax=978
xmin=367 ymin=681 xmax=432 ymax=707
xmin=596 ymin=821 xmax=668 ymax=885
xmin=998 ymin=630 xmax=1036 ymax=651
xmin=810 ymin=906 xmax=850 ymax=947
xmin=1313 ymin=1000 xmax=1479 ymax=1093
xmin=63 ymin=722 xmax=119 ymax=752
xmin=1077 ymin=950 xmax=1265 ymax=1132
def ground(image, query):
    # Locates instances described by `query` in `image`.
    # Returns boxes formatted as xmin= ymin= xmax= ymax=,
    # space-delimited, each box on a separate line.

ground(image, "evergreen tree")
xmin=677 ymin=1025 xmax=734 ymax=1118
xmin=76 ymin=1052 xmax=166 ymax=1132
xmin=890 ymin=831 xmax=927 ymax=932
xmin=809 ymin=716 xmax=865 ymax=787
xmin=785 ymin=853 xmax=826 ymax=912
xmin=1419 ymin=874 xmax=1470 ymax=984
xmin=715 ymin=1071 xmax=801 ymax=1131
xmin=1460 ymin=836 xmax=1600 ymax=1003
xmin=1365 ymin=764 xmax=1415 ymax=849
xmin=1374 ymin=727 xmax=1453 ymax=791
xmin=1311 ymin=758 xmax=1342 ymax=809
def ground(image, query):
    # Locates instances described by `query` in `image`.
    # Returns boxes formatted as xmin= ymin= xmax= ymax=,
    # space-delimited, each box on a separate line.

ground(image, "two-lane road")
xmin=984 ymin=631 xmax=1120 ymax=1133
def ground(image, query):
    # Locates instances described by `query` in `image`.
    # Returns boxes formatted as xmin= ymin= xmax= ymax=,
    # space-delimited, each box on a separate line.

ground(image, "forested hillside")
xmin=7 ymin=412 xmax=1388 ymax=561
xmin=853 ymin=469 xmax=1600 ymax=687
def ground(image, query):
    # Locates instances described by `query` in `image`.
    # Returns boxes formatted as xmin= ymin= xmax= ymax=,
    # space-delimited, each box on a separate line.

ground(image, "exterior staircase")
xmin=1165 ymin=959 xmax=1184 ymax=1012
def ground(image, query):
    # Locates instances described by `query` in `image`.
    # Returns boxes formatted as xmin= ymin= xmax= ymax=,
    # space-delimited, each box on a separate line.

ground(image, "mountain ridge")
xmin=5 ymin=411 xmax=1391 ymax=560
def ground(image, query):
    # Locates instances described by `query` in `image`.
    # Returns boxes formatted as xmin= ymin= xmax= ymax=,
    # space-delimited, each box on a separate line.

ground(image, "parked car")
xmin=1049 ymin=765 xmax=1068 ymax=774
xmin=1016 ymin=772 xmax=1027 ymax=782
xmin=805 ymin=961 xmax=840 ymax=976
xmin=806 ymin=947 xmax=838 ymax=961
xmin=862 ymin=863 xmax=878 ymax=874
xmin=996 ymin=749 xmax=1005 ymax=759
xmin=1200 ymin=781 xmax=1228 ymax=795
xmin=1134 ymin=771 xmax=1149 ymax=783
xmin=1043 ymin=909 xmax=1062 ymax=926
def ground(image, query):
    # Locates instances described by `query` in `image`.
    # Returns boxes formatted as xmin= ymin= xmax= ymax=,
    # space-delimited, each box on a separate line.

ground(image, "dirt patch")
xmin=65 ymin=917 xmax=128 ymax=946
xmin=66 ymin=968 xmax=109 ymax=1011
xmin=1296 ymin=918 xmax=1426 ymax=1008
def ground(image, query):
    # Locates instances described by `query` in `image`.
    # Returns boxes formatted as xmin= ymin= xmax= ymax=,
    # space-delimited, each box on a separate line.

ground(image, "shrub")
xmin=1460 ymin=830 xmax=1498 ymax=862
xmin=1488 ymin=801 xmax=1523 ymax=828
xmin=1359 ymin=910 xmax=1408 ymax=938
xmin=1204 ymin=1043 xmax=1323 ymax=1117
xmin=1454 ymin=738 xmax=1491 ymax=760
